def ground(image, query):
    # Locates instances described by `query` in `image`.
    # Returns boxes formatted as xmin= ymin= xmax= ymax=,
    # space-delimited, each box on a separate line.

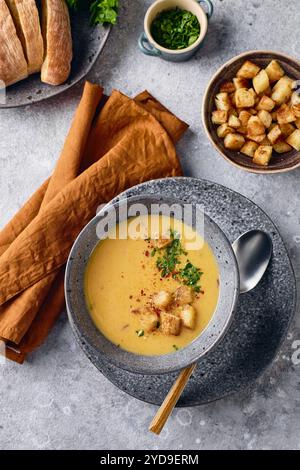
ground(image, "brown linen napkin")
xmin=0 ymin=81 xmax=188 ymax=363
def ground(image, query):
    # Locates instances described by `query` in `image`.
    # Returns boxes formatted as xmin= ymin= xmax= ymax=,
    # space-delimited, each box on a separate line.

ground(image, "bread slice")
xmin=6 ymin=0 xmax=44 ymax=75
xmin=41 ymin=0 xmax=72 ymax=85
xmin=0 ymin=0 xmax=28 ymax=86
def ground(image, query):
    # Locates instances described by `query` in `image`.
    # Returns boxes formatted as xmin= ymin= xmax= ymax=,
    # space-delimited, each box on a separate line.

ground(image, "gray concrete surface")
xmin=0 ymin=0 xmax=300 ymax=450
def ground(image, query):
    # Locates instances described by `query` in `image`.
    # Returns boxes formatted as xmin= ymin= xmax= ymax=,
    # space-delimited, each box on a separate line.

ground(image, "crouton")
xmin=248 ymin=88 xmax=258 ymax=103
xmin=211 ymin=110 xmax=228 ymax=125
xmin=277 ymin=104 xmax=296 ymax=124
xmin=152 ymin=238 xmax=172 ymax=249
xmin=295 ymin=118 xmax=300 ymax=129
xmin=180 ymin=305 xmax=196 ymax=329
xmin=152 ymin=291 xmax=173 ymax=309
xmin=249 ymin=108 xmax=258 ymax=115
xmin=246 ymin=133 xmax=266 ymax=144
xmin=174 ymin=286 xmax=194 ymax=306
xmin=253 ymin=146 xmax=273 ymax=166
xmin=273 ymin=139 xmax=293 ymax=153
xmin=228 ymin=114 xmax=241 ymax=128
xmin=229 ymin=93 xmax=236 ymax=107
xmin=253 ymin=70 xmax=270 ymax=95
xmin=160 ymin=312 xmax=181 ymax=336
xmin=286 ymin=129 xmax=300 ymax=150
xmin=237 ymin=126 xmax=248 ymax=135
xmin=215 ymin=92 xmax=232 ymax=111
xmin=235 ymin=88 xmax=255 ymax=108
xmin=265 ymin=60 xmax=285 ymax=82
xmin=280 ymin=123 xmax=296 ymax=137
xmin=293 ymin=104 xmax=300 ymax=118
xmin=239 ymin=110 xmax=252 ymax=127
xmin=247 ymin=116 xmax=265 ymax=136
xmin=132 ymin=307 xmax=159 ymax=333
xmin=257 ymin=110 xmax=272 ymax=128
xmin=264 ymin=86 xmax=273 ymax=97
xmin=241 ymin=140 xmax=259 ymax=158
xmin=224 ymin=133 xmax=245 ymax=150
xmin=228 ymin=108 xmax=238 ymax=117
xmin=271 ymin=76 xmax=293 ymax=105
xmin=233 ymin=77 xmax=249 ymax=90
xmin=271 ymin=111 xmax=278 ymax=121
xmin=237 ymin=60 xmax=260 ymax=79
xmin=217 ymin=124 xmax=234 ymax=138
xmin=267 ymin=124 xmax=282 ymax=144
xmin=256 ymin=95 xmax=276 ymax=112
xmin=220 ymin=81 xmax=236 ymax=93
xmin=260 ymin=136 xmax=271 ymax=146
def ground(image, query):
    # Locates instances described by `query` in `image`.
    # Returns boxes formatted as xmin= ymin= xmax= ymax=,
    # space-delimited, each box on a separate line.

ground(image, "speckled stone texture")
xmin=0 ymin=0 xmax=300 ymax=451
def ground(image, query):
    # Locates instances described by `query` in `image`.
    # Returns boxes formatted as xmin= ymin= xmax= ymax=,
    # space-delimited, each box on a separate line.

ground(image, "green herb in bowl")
xmin=150 ymin=7 xmax=200 ymax=50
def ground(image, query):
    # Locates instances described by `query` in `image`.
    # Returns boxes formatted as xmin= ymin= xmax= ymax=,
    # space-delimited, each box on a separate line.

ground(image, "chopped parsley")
xmin=156 ymin=229 xmax=187 ymax=277
xmin=173 ymin=345 xmax=179 ymax=351
xmin=151 ymin=8 xmax=200 ymax=50
xmin=136 ymin=329 xmax=144 ymax=337
xmin=179 ymin=262 xmax=203 ymax=293
xmin=151 ymin=229 xmax=202 ymax=291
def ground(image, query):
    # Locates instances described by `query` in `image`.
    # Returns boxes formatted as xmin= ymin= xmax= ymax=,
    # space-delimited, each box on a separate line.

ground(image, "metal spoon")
xmin=149 ymin=230 xmax=273 ymax=435
xmin=232 ymin=230 xmax=273 ymax=294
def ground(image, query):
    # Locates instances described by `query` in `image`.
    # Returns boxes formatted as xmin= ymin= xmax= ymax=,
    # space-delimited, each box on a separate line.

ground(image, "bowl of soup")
xmin=65 ymin=195 xmax=239 ymax=375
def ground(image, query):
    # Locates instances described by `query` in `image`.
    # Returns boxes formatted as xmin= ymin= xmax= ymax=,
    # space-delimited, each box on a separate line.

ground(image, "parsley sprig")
xmin=66 ymin=0 xmax=119 ymax=25
xmin=152 ymin=229 xmax=203 ymax=292
xmin=178 ymin=262 xmax=203 ymax=293
xmin=156 ymin=230 xmax=187 ymax=278
xmin=151 ymin=8 xmax=200 ymax=50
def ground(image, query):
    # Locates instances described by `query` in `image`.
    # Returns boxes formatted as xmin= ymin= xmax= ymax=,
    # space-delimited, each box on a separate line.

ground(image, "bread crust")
xmin=6 ymin=0 xmax=44 ymax=75
xmin=41 ymin=0 xmax=73 ymax=86
xmin=0 ymin=0 xmax=28 ymax=86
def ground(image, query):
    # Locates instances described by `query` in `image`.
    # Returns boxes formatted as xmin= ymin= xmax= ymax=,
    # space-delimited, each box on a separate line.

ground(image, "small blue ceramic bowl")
xmin=138 ymin=0 xmax=213 ymax=62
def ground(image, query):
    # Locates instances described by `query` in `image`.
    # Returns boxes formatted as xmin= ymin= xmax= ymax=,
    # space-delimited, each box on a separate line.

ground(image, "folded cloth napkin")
xmin=0 ymin=81 xmax=188 ymax=363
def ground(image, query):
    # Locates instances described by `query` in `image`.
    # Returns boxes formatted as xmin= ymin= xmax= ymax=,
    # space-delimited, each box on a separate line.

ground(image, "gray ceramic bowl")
xmin=65 ymin=194 xmax=240 ymax=375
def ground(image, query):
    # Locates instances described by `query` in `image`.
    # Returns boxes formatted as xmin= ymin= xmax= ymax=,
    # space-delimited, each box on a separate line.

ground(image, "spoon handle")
xmin=149 ymin=363 xmax=197 ymax=435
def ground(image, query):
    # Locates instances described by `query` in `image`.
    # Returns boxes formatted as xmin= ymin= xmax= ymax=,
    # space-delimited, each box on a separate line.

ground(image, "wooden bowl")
xmin=202 ymin=51 xmax=300 ymax=174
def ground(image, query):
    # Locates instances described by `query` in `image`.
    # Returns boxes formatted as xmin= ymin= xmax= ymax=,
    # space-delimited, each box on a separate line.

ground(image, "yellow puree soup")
xmin=84 ymin=215 xmax=219 ymax=355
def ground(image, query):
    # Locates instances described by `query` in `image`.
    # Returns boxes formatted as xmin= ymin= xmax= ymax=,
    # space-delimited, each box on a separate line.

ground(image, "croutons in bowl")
xmin=202 ymin=51 xmax=300 ymax=173
xmin=65 ymin=194 xmax=239 ymax=375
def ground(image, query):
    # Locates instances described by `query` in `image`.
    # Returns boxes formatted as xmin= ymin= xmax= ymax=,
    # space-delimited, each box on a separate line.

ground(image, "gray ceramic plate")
xmin=0 ymin=5 xmax=111 ymax=109
xmin=70 ymin=177 xmax=296 ymax=406
xmin=65 ymin=194 xmax=239 ymax=375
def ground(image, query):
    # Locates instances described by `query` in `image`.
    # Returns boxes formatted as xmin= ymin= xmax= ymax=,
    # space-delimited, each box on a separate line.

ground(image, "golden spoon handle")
xmin=148 ymin=363 xmax=197 ymax=435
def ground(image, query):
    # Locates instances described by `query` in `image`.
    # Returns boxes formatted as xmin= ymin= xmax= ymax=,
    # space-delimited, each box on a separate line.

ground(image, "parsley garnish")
xmin=66 ymin=0 xmax=119 ymax=25
xmin=156 ymin=230 xmax=187 ymax=277
xmin=151 ymin=8 xmax=200 ymax=50
xmin=151 ymin=229 xmax=203 ymax=292
xmin=179 ymin=262 xmax=203 ymax=293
